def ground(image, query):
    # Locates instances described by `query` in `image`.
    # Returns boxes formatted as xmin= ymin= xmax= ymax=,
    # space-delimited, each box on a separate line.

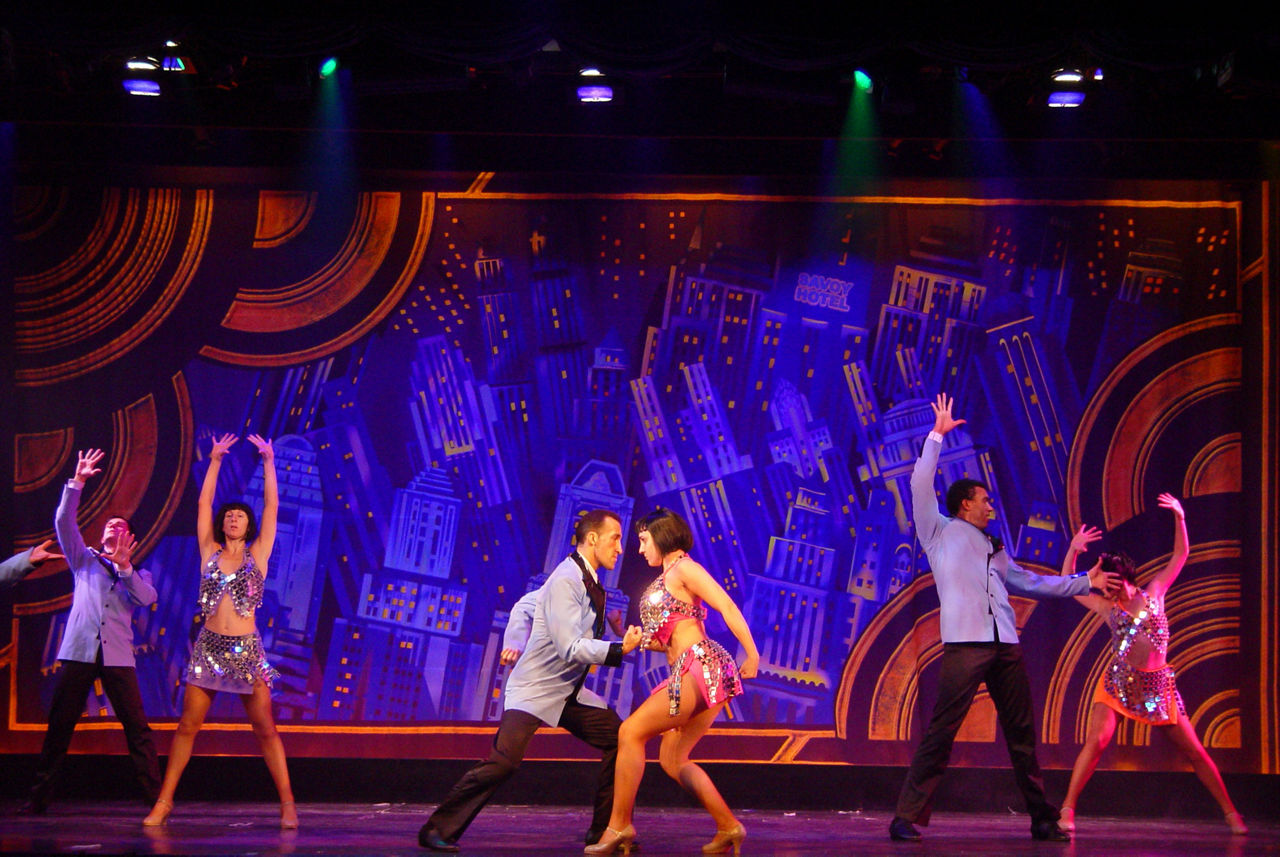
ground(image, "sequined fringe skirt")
xmin=1096 ymin=660 xmax=1185 ymax=725
xmin=654 ymin=638 xmax=743 ymax=716
xmin=185 ymin=628 xmax=280 ymax=694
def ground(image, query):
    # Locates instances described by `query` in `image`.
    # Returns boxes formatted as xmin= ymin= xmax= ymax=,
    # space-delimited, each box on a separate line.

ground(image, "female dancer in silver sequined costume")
xmin=1058 ymin=493 xmax=1245 ymax=836
xmin=586 ymin=509 xmax=760 ymax=856
xmin=143 ymin=433 xmax=297 ymax=829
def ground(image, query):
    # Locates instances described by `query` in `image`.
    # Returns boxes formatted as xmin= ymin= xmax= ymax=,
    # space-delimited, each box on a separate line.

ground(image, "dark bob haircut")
xmin=635 ymin=507 xmax=694 ymax=555
xmin=946 ymin=479 xmax=989 ymax=516
xmin=1100 ymin=551 xmax=1138 ymax=585
xmin=573 ymin=509 xmax=621 ymax=545
xmin=214 ymin=501 xmax=259 ymax=545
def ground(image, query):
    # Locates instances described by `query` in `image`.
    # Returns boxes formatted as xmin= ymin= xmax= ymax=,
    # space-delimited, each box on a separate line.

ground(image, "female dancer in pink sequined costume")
xmin=1058 ymin=493 xmax=1245 ymax=836
xmin=586 ymin=508 xmax=760 ymax=856
xmin=143 ymin=433 xmax=297 ymax=829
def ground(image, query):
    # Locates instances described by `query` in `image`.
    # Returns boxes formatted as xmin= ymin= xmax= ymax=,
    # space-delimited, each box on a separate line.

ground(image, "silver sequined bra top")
xmin=639 ymin=568 xmax=708 ymax=650
xmin=1108 ymin=590 xmax=1170 ymax=660
xmin=198 ymin=549 xmax=265 ymax=618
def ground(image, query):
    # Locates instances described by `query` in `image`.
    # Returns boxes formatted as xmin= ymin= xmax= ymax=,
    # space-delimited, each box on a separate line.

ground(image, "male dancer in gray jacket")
xmin=888 ymin=395 xmax=1119 ymax=843
xmin=21 ymin=448 xmax=162 ymax=814
xmin=419 ymin=509 xmax=642 ymax=852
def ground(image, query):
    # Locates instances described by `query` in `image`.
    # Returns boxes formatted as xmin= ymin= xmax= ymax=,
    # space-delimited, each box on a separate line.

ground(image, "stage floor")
xmin=2 ymin=802 xmax=1275 ymax=856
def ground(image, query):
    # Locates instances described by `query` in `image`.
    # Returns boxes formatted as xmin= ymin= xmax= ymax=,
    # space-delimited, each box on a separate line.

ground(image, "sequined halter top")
xmin=198 ymin=549 xmax=266 ymax=618
xmin=639 ymin=556 xmax=707 ymax=650
xmin=1108 ymin=589 xmax=1170 ymax=660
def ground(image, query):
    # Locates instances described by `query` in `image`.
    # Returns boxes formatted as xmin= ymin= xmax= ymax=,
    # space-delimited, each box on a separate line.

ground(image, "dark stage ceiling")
xmin=5 ymin=8 xmax=1280 ymax=178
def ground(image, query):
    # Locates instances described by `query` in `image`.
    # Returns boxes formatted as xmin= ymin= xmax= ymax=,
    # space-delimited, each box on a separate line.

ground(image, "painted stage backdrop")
xmin=4 ymin=174 xmax=1275 ymax=774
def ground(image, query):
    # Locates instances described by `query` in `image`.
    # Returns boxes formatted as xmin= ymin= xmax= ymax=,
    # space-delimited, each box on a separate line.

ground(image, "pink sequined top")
xmin=639 ymin=564 xmax=707 ymax=650
xmin=198 ymin=549 xmax=265 ymax=618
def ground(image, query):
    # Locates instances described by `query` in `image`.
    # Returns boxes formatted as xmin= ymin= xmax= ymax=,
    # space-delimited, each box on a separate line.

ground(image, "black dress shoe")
xmin=418 ymin=825 xmax=459 ymax=852
xmin=889 ymin=816 xmax=922 ymax=841
xmin=1031 ymin=820 xmax=1072 ymax=842
xmin=16 ymin=801 xmax=47 ymax=816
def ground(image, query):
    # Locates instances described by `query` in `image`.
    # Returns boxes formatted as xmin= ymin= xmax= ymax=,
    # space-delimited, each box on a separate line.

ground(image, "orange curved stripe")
xmin=1067 ymin=314 xmax=1239 ymax=529
xmin=201 ymin=192 xmax=433 ymax=367
xmin=222 ymin=191 xmax=400 ymax=332
xmin=1185 ymin=434 xmax=1241 ymax=497
xmin=16 ymin=190 xmax=211 ymax=386
xmin=18 ymin=189 xmax=179 ymax=350
xmin=15 ymin=188 xmax=126 ymax=296
xmin=1099 ymin=349 xmax=1240 ymax=529
xmin=14 ymin=429 xmax=75 ymax=493
xmin=254 ymin=190 xmax=318 ymax=248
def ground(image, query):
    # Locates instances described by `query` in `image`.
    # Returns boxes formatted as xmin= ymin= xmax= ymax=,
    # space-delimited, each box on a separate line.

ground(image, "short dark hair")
xmin=635 ymin=507 xmax=694 ymax=555
xmin=574 ymin=509 xmax=620 ymax=544
xmin=103 ymin=513 xmax=134 ymax=535
xmin=946 ymin=479 xmax=988 ymax=516
xmin=1100 ymin=551 xmax=1138 ymax=585
xmin=213 ymin=501 xmax=259 ymax=545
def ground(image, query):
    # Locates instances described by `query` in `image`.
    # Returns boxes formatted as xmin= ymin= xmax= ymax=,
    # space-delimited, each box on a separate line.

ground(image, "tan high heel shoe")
xmin=584 ymin=825 xmax=636 ymax=855
xmin=280 ymin=800 xmax=299 ymax=830
xmin=702 ymin=822 xmax=746 ymax=855
xmin=1058 ymin=807 xmax=1075 ymax=832
xmin=142 ymin=797 xmax=172 ymax=827
xmin=1225 ymin=811 xmax=1248 ymax=835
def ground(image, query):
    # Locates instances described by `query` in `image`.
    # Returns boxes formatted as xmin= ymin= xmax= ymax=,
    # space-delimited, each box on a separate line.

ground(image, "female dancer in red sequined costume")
xmin=586 ymin=508 xmax=760 ymax=856
xmin=1058 ymin=493 xmax=1245 ymax=836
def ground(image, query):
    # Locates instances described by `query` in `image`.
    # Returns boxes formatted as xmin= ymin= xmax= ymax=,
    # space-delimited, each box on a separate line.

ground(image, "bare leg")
xmin=240 ymin=681 xmax=296 ymax=827
xmin=1162 ymin=715 xmax=1240 ymax=818
xmin=144 ymin=685 xmax=214 ymax=824
xmin=658 ymin=699 xmax=734 ymax=830
xmin=1062 ymin=702 xmax=1117 ymax=811
xmin=603 ymin=673 xmax=703 ymax=832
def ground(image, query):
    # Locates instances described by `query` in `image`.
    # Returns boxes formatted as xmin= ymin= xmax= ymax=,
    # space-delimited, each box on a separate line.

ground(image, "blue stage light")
xmin=1047 ymin=91 xmax=1086 ymax=108
xmin=577 ymin=84 xmax=613 ymax=102
xmin=123 ymin=79 xmax=161 ymax=96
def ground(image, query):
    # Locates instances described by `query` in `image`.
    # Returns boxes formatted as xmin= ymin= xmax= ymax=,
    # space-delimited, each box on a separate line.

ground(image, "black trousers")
xmin=28 ymin=649 xmax=161 ymax=808
xmin=895 ymin=642 xmax=1058 ymax=826
xmin=425 ymin=697 xmax=622 ymax=844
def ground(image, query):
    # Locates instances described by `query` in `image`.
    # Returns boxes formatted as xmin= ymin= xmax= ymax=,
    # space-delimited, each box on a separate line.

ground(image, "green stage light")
xmin=319 ymin=57 xmax=339 ymax=79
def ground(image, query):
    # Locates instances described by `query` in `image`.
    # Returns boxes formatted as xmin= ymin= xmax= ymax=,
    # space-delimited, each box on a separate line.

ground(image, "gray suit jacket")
xmin=502 ymin=554 xmax=622 ymax=725
xmin=0 ymin=548 xmax=37 ymax=588
xmin=912 ymin=434 xmax=1089 ymax=643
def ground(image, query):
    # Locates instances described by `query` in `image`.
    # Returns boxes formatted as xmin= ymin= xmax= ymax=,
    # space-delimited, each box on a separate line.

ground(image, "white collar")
xmin=575 ymin=551 xmax=599 ymax=583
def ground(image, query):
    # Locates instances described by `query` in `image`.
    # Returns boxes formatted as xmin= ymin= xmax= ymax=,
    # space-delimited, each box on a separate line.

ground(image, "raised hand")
xmin=209 ymin=433 xmax=238 ymax=461
xmin=247 ymin=434 xmax=274 ymax=462
xmin=930 ymin=393 xmax=967 ymax=435
xmin=106 ymin=530 xmax=137 ymax=569
xmin=1156 ymin=492 xmax=1185 ymax=520
xmin=74 ymin=449 xmax=105 ymax=483
xmin=1070 ymin=524 xmax=1103 ymax=554
xmin=29 ymin=539 xmax=63 ymax=564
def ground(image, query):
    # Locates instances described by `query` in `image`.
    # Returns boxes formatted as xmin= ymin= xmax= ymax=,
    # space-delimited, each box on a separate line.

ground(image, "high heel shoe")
xmin=1058 ymin=807 xmax=1075 ymax=833
xmin=280 ymin=800 xmax=298 ymax=830
xmin=584 ymin=825 xmax=636 ymax=855
xmin=702 ymin=822 xmax=746 ymax=854
xmin=1225 ymin=811 xmax=1248 ymax=835
xmin=142 ymin=797 xmax=172 ymax=827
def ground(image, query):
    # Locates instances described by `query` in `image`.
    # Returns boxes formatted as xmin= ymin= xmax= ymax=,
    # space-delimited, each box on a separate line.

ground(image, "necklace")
xmin=662 ymin=552 xmax=686 ymax=574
